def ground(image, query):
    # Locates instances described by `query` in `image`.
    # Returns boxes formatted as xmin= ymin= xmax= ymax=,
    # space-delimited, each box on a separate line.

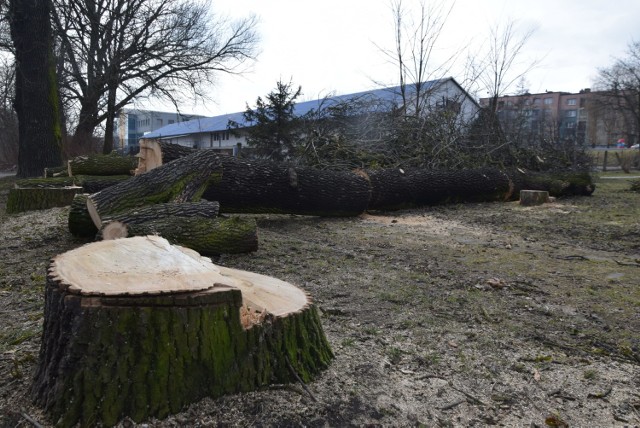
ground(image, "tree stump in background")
xmin=32 ymin=236 xmax=332 ymax=427
xmin=519 ymin=190 xmax=549 ymax=206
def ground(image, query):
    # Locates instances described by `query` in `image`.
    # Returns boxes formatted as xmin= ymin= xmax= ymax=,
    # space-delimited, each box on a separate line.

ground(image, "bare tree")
xmin=8 ymin=0 xmax=63 ymax=177
xmin=379 ymin=0 xmax=456 ymax=117
xmin=593 ymin=40 xmax=640 ymax=146
xmin=477 ymin=20 xmax=537 ymax=113
xmin=52 ymin=0 xmax=258 ymax=153
xmin=0 ymin=56 xmax=18 ymax=166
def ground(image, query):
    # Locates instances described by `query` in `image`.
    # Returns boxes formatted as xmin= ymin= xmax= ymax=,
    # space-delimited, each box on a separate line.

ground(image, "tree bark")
xmin=6 ymin=187 xmax=81 ymax=214
xmin=68 ymin=153 xmax=137 ymax=176
xmin=68 ymin=194 xmax=98 ymax=237
xmin=9 ymin=0 xmax=63 ymax=178
xmin=87 ymin=150 xmax=223 ymax=228
xmin=202 ymin=157 xmax=371 ymax=216
xmin=366 ymin=168 xmax=514 ymax=211
xmin=32 ymin=236 xmax=332 ymax=427
xmin=510 ymin=170 xmax=595 ymax=197
xmin=99 ymin=216 xmax=258 ymax=255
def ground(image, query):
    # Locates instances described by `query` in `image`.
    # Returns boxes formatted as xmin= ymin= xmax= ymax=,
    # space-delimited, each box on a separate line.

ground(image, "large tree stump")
xmin=33 ymin=236 xmax=332 ymax=427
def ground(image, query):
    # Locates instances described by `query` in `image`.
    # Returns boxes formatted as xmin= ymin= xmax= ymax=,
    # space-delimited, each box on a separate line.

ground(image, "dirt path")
xmin=0 ymin=174 xmax=639 ymax=427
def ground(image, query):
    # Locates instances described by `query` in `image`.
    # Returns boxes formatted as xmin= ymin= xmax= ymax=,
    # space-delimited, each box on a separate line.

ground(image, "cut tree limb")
xmin=67 ymin=153 xmax=138 ymax=177
xmin=68 ymin=194 xmax=98 ymax=237
xmin=99 ymin=216 xmax=258 ymax=255
xmin=32 ymin=236 xmax=332 ymax=427
xmin=86 ymin=150 xmax=223 ymax=228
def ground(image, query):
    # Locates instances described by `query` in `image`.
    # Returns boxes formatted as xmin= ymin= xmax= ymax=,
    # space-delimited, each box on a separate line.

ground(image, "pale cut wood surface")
xmin=49 ymin=236 xmax=310 ymax=315
xmin=50 ymin=235 xmax=228 ymax=296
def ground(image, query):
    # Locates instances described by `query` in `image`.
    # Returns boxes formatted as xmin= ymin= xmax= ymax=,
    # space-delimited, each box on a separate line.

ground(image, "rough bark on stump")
xmin=135 ymin=139 xmax=197 ymax=174
xmin=68 ymin=153 xmax=138 ymax=177
xmin=519 ymin=190 xmax=549 ymax=206
xmin=87 ymin=150 xmax=223 ymax=228
xmin=15 ymin=176 xmax=75 ymax=188
xmin=99 ymin=216 xmax=258 ymax=255
xmin=6 ymin=187 xmax=82 ymax=213
xmin=32 ymin=236 xmax=332 ymax=427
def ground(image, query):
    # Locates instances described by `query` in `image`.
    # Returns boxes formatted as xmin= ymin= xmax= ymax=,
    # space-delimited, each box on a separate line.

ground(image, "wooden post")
xmin=519 ymin=190 xmax=549 ymax=206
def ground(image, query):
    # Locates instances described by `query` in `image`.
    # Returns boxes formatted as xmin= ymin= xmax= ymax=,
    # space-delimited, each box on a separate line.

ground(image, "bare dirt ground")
xmin=1 ymin=173 xmax=639 ymax=427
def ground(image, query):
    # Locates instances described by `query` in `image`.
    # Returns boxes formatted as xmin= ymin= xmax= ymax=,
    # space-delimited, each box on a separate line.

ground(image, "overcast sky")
xmin=143 ymin=0 xmax=640 ymax=117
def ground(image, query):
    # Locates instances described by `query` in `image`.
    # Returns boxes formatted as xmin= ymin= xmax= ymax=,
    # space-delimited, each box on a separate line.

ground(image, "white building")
xmin=116 ymin=109 xmax=207 ymax=153
xmin=142 ymin=77 xmax=480 ymax=153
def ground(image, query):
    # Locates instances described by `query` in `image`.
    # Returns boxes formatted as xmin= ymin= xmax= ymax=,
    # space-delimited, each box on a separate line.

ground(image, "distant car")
xmin=631 ymin=144 xmax=639 ymax=149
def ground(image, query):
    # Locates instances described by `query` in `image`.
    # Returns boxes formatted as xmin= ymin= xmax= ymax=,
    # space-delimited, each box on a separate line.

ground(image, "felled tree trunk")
xmin=15 ymin=176 xmax=75 ymax=188
xmin=67 ymin=153 xmax=138 ymax=176
xmin=44 ymin=165 xmax=68 ymax=178
xmin=86 ymin=150 xmax=223 ymax=228
xmin=32 ymin=236 xmax=332 ymax=427
xmin=6 ymin=186 xmax=81 ymax=213
xmin=99 ymin=216 xmax=258 ymax=255
xmin=366 ymin=168 xmax=514 ymax=211
xmin=202 ymin=157 xmax=371 ymax=216
xmin=74 ymin=174 xmax=131 ymax=193
xmin=135 ymin=139 xmax=197 ymax=174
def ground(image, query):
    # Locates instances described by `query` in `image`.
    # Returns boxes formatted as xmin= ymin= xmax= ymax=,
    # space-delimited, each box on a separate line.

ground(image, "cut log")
xmin=202 ymin=157 xmax=371 ymax=216
xmin=86 ymin=150 xmax=224 ymax=228
xmin=99 ymin=216 xmax=258 ymax=255
xmin=6 ymin=187 xmax=82 ymax=214
xmin=32 ymin=236 xmax=332 ymax=427
xmin=67 ymin=153 xmax=138 ymax=177
xmin=68 ymin=194 xmax=99 ymax=237
xmin=15 ymin=176 xmax=76 ymax=188
xmin=74 ymin=174 xmax=131 ymax=193
xmin=135 ymin=139 xmax=197 ymax=174
xmin=519 ymin=190 xmax=549 ymax=206
xmin=44 ymin=165 xmax=68 ymax=178
xmin=366 ymin=168 xmax=514 ymax=211
xmin=103 ymin=200 xmax=220 ymax=225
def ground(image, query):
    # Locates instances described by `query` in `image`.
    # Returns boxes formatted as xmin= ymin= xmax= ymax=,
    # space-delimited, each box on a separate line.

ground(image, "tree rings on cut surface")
xmin=33 ymin=236 xmax=332 ymax=427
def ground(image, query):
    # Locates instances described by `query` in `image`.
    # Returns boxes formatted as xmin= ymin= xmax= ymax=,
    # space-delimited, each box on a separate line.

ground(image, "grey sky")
xmin=145 ymin=0 xmax=640 ymax=116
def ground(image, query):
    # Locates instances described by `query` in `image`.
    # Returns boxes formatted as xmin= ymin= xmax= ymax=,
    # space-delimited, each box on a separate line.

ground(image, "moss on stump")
xmin=32 ymin=236 xmax=332 ymax=427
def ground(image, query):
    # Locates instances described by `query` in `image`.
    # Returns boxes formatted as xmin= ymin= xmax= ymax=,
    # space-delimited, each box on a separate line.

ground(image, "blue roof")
xmin=144 ymin=78 xmax=453 ymax=139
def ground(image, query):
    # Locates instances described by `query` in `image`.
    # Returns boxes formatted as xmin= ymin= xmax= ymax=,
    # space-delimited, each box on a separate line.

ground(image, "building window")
xmin=566 ymin=110 xmax=577 ymax=117
xmin=566 ymin=122 xmax=576 ymax=129
xmin=544 ymin=98 xmax=553 ymax=105
xmin=533 ymin=98 xmax=541 ymax=105
xmin=567 ymin=98 xmax=577 ymax=106
xmin=157 ymin=119 xmax=163 ymax=127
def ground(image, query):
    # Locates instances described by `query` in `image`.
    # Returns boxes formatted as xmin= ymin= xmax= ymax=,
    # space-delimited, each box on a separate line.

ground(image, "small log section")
xmin=33 ymin=236 xmax=333 ymax=427
xmin=6 ymin=186 xmax=82 ymax=214
xmin=135 ymin=139 xmax=196 ymax=174
xmin=519 ymin=190 xmax=549 ymax=206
